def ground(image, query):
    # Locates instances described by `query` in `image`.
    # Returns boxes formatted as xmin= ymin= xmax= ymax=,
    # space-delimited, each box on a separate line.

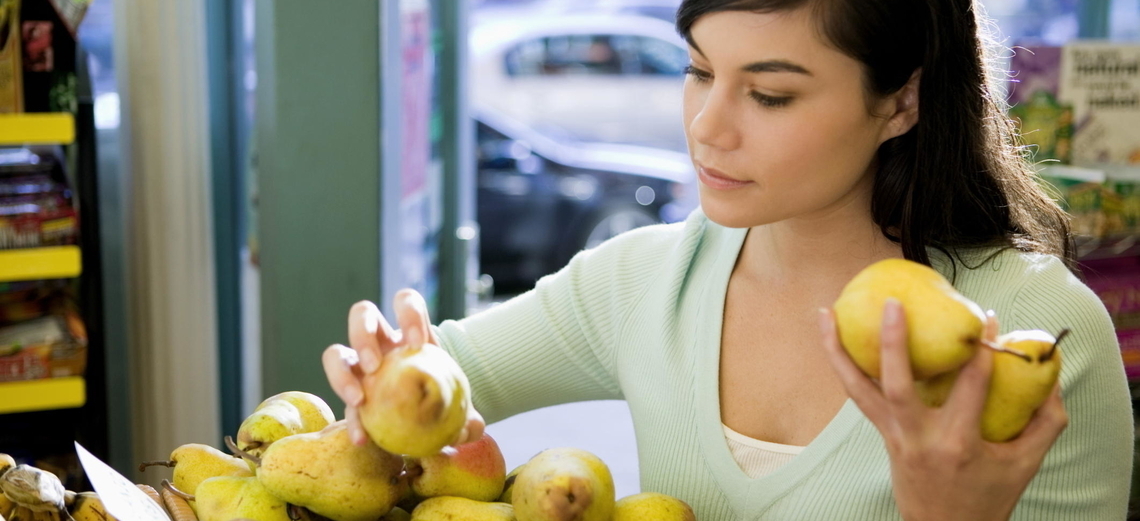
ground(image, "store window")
xmin=505 ymin=34 xmax=686 ymax=76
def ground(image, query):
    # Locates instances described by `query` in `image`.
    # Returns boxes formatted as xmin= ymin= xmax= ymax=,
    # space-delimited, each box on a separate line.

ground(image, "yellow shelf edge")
xmin=0 ymin=246 xmax=83 ymax=282
xmin=0 ymin=377 xmax=86 ymax=414
xmin=0 ymin=113 xmax=76 ymax=145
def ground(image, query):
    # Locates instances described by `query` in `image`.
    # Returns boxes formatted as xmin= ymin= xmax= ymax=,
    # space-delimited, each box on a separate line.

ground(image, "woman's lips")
xmin=698 ymin=166 xmax=754 ymax=191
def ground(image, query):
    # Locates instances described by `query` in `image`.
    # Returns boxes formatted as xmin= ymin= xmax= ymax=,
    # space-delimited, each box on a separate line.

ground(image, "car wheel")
xmin=582 ymin=205 xmax=659 ymax=250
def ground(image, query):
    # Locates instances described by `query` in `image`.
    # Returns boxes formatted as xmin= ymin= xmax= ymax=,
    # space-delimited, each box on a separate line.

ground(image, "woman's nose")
xmin=687 ymin=89 xmax=742 ymax=152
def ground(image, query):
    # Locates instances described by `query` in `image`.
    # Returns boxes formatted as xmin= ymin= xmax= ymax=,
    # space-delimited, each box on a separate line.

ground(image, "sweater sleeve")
xmin=430 ymin=223 xmax=678 ymax=424
xmin=1008 ymin=258 xmax=1134 ymax=520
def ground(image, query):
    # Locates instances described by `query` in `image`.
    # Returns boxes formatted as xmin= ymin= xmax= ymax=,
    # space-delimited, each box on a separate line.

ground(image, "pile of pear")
xmin=136 ymin=334 xmax=698 ymax=521
xmin=833 ymin=259 xmax=1067 ymax=442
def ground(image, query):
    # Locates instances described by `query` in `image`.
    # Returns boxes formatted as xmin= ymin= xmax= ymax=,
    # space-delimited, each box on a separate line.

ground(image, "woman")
xmin=324 ymin=0 xmax=1134 ymax=518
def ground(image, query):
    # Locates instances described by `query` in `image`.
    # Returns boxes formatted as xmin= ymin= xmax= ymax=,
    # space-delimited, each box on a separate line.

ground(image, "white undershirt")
xmin=722 ymin=423 xmax=806 ymax=479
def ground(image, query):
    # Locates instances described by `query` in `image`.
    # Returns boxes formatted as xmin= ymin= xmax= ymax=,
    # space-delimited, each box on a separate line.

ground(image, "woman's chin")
xmin=701 ymin=202 xmax=770 ymax=229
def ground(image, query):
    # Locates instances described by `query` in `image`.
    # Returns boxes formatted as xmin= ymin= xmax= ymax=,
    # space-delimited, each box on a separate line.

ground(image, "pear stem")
xmin=161 ymin=479 xmax=195 ymax=502
xmin=1044 ymin=328 xmax=1070 ymax=362
xmin=224 ymin=435 xmax=262 ymax=467
xmin=138 ymin=461 xmax=175 ymax=473
xmin=980 ymin=339 xmax=1033 ymax=362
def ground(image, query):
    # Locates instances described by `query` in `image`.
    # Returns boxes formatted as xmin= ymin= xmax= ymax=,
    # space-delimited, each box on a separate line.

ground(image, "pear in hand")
xmin=359 ymin=342 xmax=473 ymax=457
xmin=613 ymin=493 xmax=695 ymax=521
xmin=834 ymin=258 xmax=987 ymax=379
xmin=186 ymin=476 xmax=291 ymax=521
xmin=917 ymin=329 xmax=1065 ymax=442
xmin=512 ymin=448 xmax=615 ymax=521
xmin=407 ymin=433 xmax=506 ymax=502
xmin=140 ymin=443 xmax=252 ymax=511
xmin=255 ymin=420 xmax=408 ymax=521
xmin=411 ymin=497 xmax=514 ymax=520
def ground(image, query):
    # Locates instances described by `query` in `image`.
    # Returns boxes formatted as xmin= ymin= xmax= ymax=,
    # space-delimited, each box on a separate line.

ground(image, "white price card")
xmin=75 ymin=442 xmax=172 ymax=521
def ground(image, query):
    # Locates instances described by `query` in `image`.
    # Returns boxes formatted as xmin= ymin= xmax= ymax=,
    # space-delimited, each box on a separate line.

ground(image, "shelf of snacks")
xmin=0 ymin=113 xmax=75 ymax=146
xmin=0 ymin=376 xmax=85 ymax=414
xmin=0 ymin=245 xmax=82 ymax=282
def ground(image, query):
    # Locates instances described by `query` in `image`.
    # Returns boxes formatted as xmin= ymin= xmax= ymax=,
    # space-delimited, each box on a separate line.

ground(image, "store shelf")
xmin=0 ymin=246 xmax=83 ymax=282
xmin=0 ymin=377 xmax=86 ymax=414
xmin=0 ymin=113 xmax=76 ymax=145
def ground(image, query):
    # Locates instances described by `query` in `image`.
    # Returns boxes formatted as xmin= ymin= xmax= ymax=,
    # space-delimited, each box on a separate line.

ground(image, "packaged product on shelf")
xmin=0 ymin=147 xmax=78 ymax=248
xmin=1105 ymin=165 xmax=1140 ymax=236
xmin=1038 ymin=164 xmax=1109 ymax=237
xmin=0 ymin=0 xmax=21 ymax=112
xmin=1009 ymin=90 xmax=1074 ymax=164
xmin=0 ymin=306 xmax=86 ymax=381
xmin=1007 ymin=47 xmax=1073 ymax=165
xmin=1059 ymin=43 xmax=1140 ymax=167
xmin=19 ymin=0 xmax=89 ymax=113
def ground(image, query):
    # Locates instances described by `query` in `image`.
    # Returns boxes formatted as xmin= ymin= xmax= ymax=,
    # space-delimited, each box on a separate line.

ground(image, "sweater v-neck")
xmin=695 ymin=225 xmax=866 ymax=518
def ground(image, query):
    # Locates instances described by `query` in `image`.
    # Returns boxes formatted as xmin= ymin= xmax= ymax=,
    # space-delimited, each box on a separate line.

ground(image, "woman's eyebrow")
xmin=686 ymin=43 xmax=812 ymax=77
xmin=741 ymin=60 xmax=812 ymax=75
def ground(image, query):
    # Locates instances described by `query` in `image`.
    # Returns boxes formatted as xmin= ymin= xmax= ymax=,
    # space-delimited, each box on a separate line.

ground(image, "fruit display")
xmin=834 ymin=258 xmax=1068 ymax=442
xmin=2 ymin=257 xmax=1071 ymax=520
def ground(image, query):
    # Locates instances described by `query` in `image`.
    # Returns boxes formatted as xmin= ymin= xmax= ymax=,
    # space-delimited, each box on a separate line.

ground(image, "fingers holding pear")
xmin=358 ymin=341 xmax=473 ymax=458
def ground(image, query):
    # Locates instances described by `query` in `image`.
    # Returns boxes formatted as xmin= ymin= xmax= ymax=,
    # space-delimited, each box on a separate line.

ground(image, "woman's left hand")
xmin=819 ymin=299 xmax=1069 ymax=521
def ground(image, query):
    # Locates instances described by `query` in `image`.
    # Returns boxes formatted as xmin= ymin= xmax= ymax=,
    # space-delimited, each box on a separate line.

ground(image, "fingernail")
xmin=884 ymin=298 xmax=901 ymax=325
xmin=817 ymin=308 xmax=831 ymax=330
xmin=360 ymin=349 xmax=380 ymax=374
xmin=345 ymin=386 xmax=364 ymax=407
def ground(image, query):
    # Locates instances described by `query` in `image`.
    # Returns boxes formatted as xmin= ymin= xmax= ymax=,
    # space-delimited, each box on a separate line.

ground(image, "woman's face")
xmin=683 ymin=9 xmax=904 ymax=229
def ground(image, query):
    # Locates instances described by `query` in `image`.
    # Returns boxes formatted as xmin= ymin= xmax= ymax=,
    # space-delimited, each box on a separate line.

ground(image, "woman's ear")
xmin=879 ymin=70 xmax=921 ymax=144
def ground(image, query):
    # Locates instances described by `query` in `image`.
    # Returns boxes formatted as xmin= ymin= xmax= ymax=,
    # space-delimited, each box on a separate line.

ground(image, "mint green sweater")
xmin=435 ymin=210 xmax=1134 ymax=520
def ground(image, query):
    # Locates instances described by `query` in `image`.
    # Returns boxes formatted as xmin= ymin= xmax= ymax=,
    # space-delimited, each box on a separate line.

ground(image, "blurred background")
xmin=0 ymin=0 xmax=1137 ymax=509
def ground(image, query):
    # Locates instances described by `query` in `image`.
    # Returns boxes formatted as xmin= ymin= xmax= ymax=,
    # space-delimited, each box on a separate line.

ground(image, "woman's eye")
xmin=684 ymin=65 xmax=712 ymax=83
xmin=749 ymin=91 xmax=793 ymax=108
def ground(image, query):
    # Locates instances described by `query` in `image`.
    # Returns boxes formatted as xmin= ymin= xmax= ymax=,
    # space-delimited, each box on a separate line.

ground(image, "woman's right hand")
xmin=322 ymin=289 xmax=486 ymax=446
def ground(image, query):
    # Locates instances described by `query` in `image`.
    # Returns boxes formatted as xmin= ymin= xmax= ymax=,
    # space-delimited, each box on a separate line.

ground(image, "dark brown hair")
xmin=677 ymin=0 xmax=1075 ymax=270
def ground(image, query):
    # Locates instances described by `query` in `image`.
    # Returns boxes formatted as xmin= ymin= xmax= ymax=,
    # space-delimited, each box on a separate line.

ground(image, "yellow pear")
xmin=140 ymin=442 xmax=252 ymax=512
xmin=498 ymin=463 xmax=526 ymax=503
xmin=411 ymin=497 xmax=514 ymax=520
xmin=256 ymin=391 xmax=336 ymax=432
xmin=256 ymin=420 xmax=408 ymax=521
xmin=358 ymin=343 xmax=472 ymax=457
xmin=236 ymin=400 xmax=306 ymax=471
xmin=512 ymin=448 xmax=614 ymax=521
xmin=917 ymin=329 xmax=1064 ymax=442
xmin=834 ymin=258 xmax=987 ymax=380
xmin=68 ymin=492 xmax=118 ymax=521
xmin=613 ymin=493 xmax=695 ymax=521
xmin=193 ymin=475 xmax=291 ymax=521
xmin=407 ymin=433 xmax=506 ymax=502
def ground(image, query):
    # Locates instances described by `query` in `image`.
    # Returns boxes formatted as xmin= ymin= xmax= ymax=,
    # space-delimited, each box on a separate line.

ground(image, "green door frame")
xmin=205 ymin=0 xmax=245 ymax=440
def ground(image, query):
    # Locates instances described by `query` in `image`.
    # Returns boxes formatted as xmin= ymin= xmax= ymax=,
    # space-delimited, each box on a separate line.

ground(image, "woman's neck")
xmin=735 ymin=191 xmax=902 ymax=292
